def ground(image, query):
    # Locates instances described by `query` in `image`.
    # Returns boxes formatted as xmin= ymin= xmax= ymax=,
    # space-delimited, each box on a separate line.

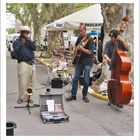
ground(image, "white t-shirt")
xmin=57 ymin=61 xmax=68 ymax=70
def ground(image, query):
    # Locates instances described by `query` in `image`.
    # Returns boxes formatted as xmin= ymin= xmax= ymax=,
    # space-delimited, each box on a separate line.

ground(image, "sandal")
xmin=17 ymin=99 xmax=23 ymax=104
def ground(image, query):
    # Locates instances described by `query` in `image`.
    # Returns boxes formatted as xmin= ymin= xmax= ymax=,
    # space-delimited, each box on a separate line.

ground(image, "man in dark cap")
xmin=103 ymin=29 xmax=129 ymax=107
xmin=103 ymin=29 xmax=129 ymax=66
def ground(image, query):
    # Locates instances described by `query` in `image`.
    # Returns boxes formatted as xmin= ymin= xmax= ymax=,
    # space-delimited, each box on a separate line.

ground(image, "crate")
xmin=39 ymin=93 xmax=69 ymax=124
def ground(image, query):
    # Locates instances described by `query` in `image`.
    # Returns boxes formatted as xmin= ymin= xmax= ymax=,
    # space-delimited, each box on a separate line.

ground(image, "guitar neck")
xmin=79 ymin=37 xmax=89 ymax=48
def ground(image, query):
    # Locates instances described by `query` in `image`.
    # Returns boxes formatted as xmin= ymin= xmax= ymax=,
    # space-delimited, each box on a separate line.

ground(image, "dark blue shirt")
xmin=103 ymin=40 xmax=128 ymax=69
xmin=103 ymin=40 xmax=127 ymax=59
xmin=13 ymin=38 xmax=36 ymax=62
xmin=75 ymin=35 xmax=94 ymax=66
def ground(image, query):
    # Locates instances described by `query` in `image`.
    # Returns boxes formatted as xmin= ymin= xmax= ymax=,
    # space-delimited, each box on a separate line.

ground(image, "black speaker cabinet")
xmin=79 ymin=76 xmax=92 ymax=86
xmin=51 ymin=78 xmax=63 ymax=88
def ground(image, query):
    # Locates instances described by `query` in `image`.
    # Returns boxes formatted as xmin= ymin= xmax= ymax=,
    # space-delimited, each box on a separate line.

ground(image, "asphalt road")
xmin=6 ymin=51 xmax=134 ymax=136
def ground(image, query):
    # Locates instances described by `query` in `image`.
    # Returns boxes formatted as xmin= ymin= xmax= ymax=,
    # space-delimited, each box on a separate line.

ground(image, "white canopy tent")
xmin=43 ymin=4 xmax=103 ymax=31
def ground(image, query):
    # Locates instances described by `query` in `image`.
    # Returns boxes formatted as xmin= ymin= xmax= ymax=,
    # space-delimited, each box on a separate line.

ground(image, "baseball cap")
xmin=109 ymin=30 xmax=119 ymax=38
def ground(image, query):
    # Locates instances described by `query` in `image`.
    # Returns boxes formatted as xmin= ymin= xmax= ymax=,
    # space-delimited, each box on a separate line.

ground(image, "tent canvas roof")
xmin=43 ymin=4 xmax=103 ymax=31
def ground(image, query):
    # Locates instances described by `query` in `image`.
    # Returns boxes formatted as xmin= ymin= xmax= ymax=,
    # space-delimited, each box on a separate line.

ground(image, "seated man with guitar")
xmin=66 ymin=24 xmax=94 ymax=103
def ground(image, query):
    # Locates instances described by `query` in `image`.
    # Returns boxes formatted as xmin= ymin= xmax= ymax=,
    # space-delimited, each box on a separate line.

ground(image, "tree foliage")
xmin=7 ymin=28 xmax=15 ymax=34
xmin=6 ymin=3 xmax=93 ymax=30
xmin=6 ymin=3 xmax=94 ymax=50
xmin=6 ymin=4 xmax=31 ymax=25
xmin=74 ymin=3 xmax=93 ymax=10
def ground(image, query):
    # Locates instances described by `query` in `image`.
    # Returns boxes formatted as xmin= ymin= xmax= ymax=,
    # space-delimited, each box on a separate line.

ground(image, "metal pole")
xmin=122 ymin=3 xmax=126 ymax=17
xmin=122 ymin=3 xmax=127 ymax=39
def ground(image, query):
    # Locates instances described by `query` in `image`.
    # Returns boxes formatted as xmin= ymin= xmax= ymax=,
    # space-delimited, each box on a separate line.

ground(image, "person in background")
xmin=52 ymin=55 xmax=68 ymax=77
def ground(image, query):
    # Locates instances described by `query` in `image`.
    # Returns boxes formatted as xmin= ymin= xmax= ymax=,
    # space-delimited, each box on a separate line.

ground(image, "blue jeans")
xmin=71 ymin=63 xmax=92 ymax=97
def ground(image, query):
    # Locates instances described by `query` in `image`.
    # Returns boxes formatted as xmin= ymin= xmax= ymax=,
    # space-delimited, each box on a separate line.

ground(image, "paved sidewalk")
xmin=6 ymin=51 xmax=134 ymax=136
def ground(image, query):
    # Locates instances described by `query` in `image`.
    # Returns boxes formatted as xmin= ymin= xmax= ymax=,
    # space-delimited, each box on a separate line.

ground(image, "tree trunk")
xmin=46 ymin=31 xmax=64 ymax=58
xmin=25 ymin=4 xmax=40 ymax=50
xmin=33 ymin=24 xmax=41 ymax=50
xmin=101 ymin=3 xmax=133 ymax=81
xmin=47 ymin=31 xmax=55 ymax=58
xmin=92 ymin=4 xmax=134 ymax=92
xmin=124 ymin=4 xmax=134 ymax=86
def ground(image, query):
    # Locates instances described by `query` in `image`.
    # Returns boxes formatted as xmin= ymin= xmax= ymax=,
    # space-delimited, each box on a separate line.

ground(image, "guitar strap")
xmin=78 ymin=35 xmax=90 ymax=48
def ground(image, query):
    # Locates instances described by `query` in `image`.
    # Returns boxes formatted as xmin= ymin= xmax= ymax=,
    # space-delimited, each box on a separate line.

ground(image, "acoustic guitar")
xmin=72 ymin=35 xmax=90 ymax=65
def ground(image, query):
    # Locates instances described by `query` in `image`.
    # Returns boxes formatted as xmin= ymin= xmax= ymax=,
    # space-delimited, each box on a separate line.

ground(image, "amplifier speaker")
xmin=51 ymin=78 xmax=63 ymax=88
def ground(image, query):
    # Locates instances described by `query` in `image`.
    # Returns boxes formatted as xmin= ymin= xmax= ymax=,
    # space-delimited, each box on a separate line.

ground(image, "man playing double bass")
xmin=66 ymin=24 xmax=94 ymax=103
xmin=103 ymin=29 xmax=130 ymax=107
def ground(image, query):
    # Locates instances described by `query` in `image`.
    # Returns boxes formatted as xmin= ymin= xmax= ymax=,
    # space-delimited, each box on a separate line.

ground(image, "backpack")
xmin=10 ymin=50 xmax=18 ymax=59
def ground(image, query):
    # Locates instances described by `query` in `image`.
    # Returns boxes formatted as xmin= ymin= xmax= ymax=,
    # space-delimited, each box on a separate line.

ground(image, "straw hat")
xmin=19 ymin=26 xmax=30 ymax=33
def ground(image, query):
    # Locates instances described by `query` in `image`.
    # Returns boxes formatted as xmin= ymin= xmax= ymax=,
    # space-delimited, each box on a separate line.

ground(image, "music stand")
xmin=15 ymin=88 xmax=39 ymax=114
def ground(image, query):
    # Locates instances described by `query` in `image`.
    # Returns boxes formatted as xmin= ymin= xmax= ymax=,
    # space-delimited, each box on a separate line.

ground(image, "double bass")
xmin=108 ymin=16 xmax=132 ymax=106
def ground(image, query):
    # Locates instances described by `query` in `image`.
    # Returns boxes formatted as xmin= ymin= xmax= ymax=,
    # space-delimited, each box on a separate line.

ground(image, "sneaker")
xmin=117 ymin=104 xmax=124 ymax=108
xmin=83 ymin=96 xmax=89 ymax=103
xmin=107 ymin=102 xmax=112 ymax=106
xmin=66 ymin=96 xmax=76 ymax=101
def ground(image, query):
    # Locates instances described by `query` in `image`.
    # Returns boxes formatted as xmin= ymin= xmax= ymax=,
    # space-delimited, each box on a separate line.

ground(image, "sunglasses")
xmin=109 ymin=35 xmax=114 ymax=37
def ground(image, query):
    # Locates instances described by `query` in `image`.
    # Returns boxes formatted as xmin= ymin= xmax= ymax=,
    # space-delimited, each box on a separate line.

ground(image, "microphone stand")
xmin=15 ymin=88 xmax=39 ymax=114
